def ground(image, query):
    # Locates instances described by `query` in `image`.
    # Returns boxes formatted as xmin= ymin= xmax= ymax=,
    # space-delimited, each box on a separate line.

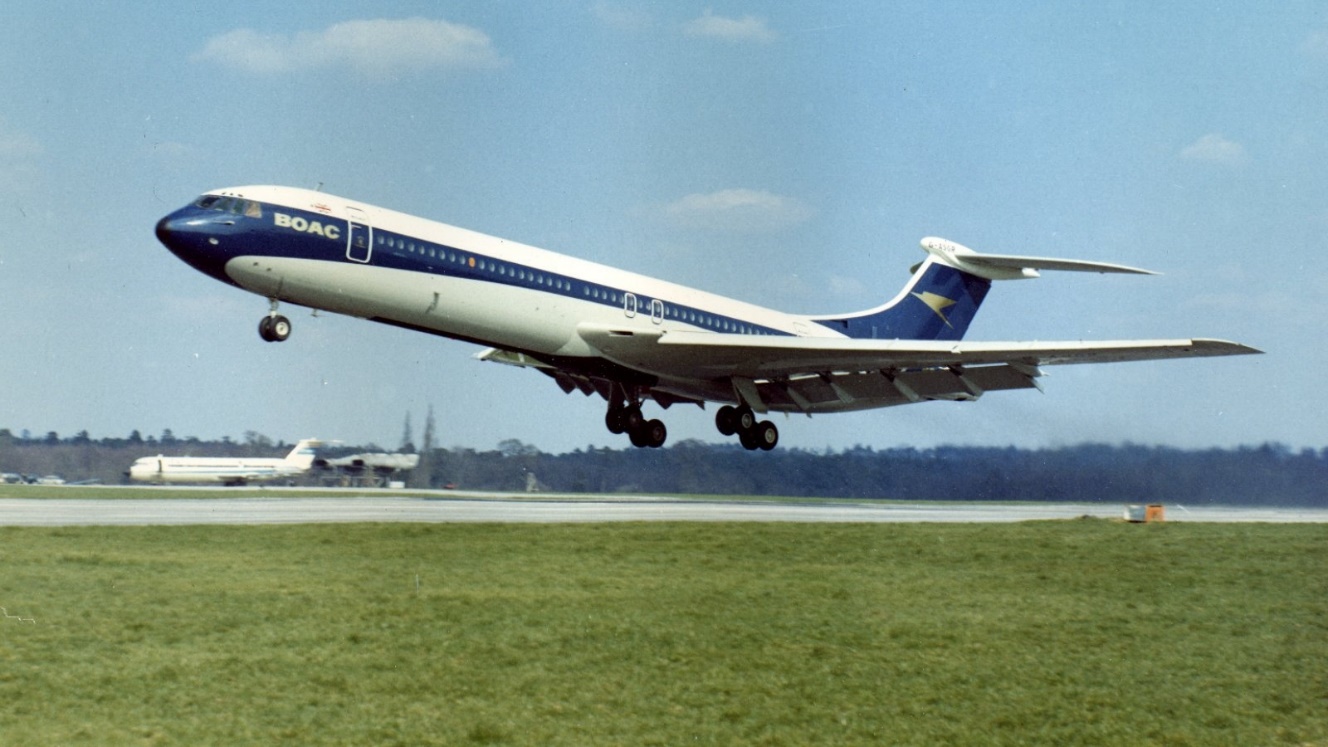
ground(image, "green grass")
xmin=1 ymin=521 xmax=1324 ymax=745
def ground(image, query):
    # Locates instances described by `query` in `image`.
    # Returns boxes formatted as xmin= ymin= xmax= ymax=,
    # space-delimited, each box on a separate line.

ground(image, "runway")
xmin=1 ymin=492 xmax=1325 ymax=526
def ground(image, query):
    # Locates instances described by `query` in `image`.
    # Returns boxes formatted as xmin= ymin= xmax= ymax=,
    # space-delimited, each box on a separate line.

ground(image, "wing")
xmin=483 ymin=324 xmax=1260 ymax=414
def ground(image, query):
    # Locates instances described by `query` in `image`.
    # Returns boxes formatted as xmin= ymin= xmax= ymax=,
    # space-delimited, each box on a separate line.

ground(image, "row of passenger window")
xmin=376 ymin=231 xmax=773 ymax=336
xmin=379 ymin=234 xmax=578 ymax=291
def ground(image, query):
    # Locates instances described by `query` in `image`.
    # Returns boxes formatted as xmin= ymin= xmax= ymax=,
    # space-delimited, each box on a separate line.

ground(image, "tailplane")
xmin=283 ymin=439 xmax=322 ymax=469
xmin=810 ymin=237 xmax=1156 ymax=341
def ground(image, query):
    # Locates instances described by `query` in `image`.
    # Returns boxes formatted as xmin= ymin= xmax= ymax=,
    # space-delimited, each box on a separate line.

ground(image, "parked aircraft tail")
xmin=283 ymin=439 xmax=322 ymax=469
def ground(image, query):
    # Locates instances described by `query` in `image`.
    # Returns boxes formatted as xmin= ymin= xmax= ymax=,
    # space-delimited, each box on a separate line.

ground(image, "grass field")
xmin=0 ymin=520 xmax=1324 ymax=745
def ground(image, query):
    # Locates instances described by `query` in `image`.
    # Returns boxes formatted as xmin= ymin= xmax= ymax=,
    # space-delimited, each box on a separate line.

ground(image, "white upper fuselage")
xmin=211 ymin=185 xmax=841 ymax=358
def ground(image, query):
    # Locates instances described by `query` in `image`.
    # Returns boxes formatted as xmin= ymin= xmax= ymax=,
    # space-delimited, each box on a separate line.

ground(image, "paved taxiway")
xmin=1 ymin=492 xmax=1325 ymax=526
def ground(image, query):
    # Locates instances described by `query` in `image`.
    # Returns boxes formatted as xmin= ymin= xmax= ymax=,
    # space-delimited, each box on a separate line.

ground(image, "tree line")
xmin=1 ymin=428 xmax=1324 ymax=506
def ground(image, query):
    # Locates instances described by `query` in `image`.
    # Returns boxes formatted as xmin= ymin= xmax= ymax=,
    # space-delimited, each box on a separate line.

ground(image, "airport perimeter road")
xmin=1 ymin=495 xmax=1326 ymax=526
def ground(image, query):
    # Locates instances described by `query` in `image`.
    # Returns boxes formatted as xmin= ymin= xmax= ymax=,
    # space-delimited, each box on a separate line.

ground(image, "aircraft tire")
xmin=755 ymin=421 xmax=779 ymax=451
xmin=738 ymin=428 xmax=759 ymax=451
xmin=644 ymin=419 xmax=667 ymax=448
xmin=715 ymin=406 xmax=738 ymax=436
xmin=736 ymin=406 xmax=757 ymax=432
xmin=605 ymin=408 xmax=627 ymax=434
xmin=624 ymin=406 xmax=645 ymax=434
xmin=270 ymin=315 xmax=292 ymax=341
xmin=259 ymin=315 xmax=292 ymax=342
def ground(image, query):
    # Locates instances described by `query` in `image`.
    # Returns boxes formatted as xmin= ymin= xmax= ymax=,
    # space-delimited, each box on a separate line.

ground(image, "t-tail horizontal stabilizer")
xmin=920 ymin=237 xmax=1158 ymax=280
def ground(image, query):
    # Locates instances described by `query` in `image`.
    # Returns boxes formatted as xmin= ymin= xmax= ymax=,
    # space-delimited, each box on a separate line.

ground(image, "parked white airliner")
xmin=154 ymin=186 xmax=1259 ymax=450
xmin=128 ymin=439 xmax=321 ymax=485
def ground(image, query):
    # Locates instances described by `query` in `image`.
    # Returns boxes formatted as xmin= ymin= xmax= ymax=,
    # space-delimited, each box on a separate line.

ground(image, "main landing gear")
xmin=258 ymin=299 xmax=291 ymax=343
xmin=715 ymin=405 xmax=778 ymax=451
xmin=601 ymin=400 xmax=778 ymax=451
xmin=605 ymin=403 xmax=667 ymax=449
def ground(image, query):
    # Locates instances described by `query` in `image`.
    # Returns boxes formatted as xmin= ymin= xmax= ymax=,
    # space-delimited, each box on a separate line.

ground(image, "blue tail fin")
xmin=811 ymin=236 xmax=1157 ymax=341
xmin=810 ymin=258 xmax=992 ymax=341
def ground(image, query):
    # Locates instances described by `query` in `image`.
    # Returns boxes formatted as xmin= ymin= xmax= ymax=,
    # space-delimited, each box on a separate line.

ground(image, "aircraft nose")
xmin=154 ymin=215 xmax=180 ymax=252
xmin=154 ymin=214 xmax=175 ymax=244
xmin=154 ymin=210 xmax=236 ymax=284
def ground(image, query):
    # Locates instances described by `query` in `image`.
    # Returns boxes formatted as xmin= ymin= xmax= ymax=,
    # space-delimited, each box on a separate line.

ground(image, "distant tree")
xmin=128 ymin=430 xmax=143 ymax=445
xmin=411 ymin=405 xmax=436 ymax=489
xmin=400 ymin=412 xmax=416 ymax=454
xmin=44 ymin=431 xmax=60 ymax=445
xmin=498 ymin=439 xmax=540 ymax=458
xmin=243 ymin=431 xmax=273 ymax=456
xmin=420 ymin=406 xmax=436 ymax=455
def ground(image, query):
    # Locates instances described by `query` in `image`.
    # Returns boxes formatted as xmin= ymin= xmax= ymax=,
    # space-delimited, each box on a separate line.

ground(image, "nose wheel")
xmin=258 ymin=314 xmax=291 ymax=342
xmin=258 ymin=298 xmax=291 ymax=342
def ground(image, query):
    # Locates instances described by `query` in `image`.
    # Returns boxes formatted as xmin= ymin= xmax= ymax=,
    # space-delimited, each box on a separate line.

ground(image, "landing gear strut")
xmin=258 ymin=299 xmax=291 ymax=342
xmin=606 ymin=402 xmax=667 ymax=449
xmin=716 ymin=405 xmax=778 ymax=451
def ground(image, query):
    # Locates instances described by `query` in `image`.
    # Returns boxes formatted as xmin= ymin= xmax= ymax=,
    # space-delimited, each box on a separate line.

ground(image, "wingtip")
xmin=1191 ymin=339 xmax=1263 ymax=356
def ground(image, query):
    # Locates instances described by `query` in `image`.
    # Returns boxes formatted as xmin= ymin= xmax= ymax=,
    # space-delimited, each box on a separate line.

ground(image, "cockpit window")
xmin=192 ymin=194 xmax=263 ymax=218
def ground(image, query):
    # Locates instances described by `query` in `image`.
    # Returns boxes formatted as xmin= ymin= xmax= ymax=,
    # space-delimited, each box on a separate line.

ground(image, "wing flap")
xmin=760 ymin=364 xmax=1043 ymax=414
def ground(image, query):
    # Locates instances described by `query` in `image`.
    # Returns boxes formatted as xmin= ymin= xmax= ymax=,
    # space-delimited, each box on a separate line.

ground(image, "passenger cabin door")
xmin=346 ymin=206 xmax=372 ymax=263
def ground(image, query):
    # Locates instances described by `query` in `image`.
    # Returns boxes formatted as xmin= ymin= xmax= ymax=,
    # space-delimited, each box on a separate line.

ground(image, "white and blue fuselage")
xmin=156 ymin=187 xmax=979 ymax=352
xmin=154 ymin=186 xmax=1255 ymax=450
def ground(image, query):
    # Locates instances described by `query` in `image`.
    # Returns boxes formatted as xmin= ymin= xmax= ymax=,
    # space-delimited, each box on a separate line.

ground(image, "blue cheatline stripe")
xmin=241 ymin=201 xmax=794 ymax=338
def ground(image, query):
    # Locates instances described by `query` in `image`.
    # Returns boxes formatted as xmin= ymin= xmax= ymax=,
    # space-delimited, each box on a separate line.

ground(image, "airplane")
xmin=127 ymin=438 xmax=321 ymax=485
xmin=314 ymin=452 xmax=421 ymax=472
xmin=313 ymin=452 xmax=421 ymax=487
xmin=154 ymin=186 xmax=1260 ymax=450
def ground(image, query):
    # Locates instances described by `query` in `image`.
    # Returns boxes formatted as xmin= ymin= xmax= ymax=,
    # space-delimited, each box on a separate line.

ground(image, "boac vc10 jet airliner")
xmin=155 ymin=186 xmax=1259 ymax=450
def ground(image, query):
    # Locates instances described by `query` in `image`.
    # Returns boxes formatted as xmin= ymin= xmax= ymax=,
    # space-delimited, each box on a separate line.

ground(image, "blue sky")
xmin=0 ymin=2 xmax=1321 ymax=453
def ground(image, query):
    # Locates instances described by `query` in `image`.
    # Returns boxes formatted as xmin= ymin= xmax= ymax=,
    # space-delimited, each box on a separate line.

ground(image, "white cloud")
xmin=1179 ymin=133 xmax=1248 ymax=165
xmin=659 ymin=188 xmax=813 ymax=233
xmin=683 ymin=10 xmax=777 ymax=43
xmin=194 ymin=17 xmax=504 ymax=77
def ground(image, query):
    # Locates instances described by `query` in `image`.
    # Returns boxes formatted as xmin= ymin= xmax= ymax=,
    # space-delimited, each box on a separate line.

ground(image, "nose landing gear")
xmin=258 ymin=298 xmax=291 ymax=342
xmin=258 ymin=314 xmax=291 ymax=342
